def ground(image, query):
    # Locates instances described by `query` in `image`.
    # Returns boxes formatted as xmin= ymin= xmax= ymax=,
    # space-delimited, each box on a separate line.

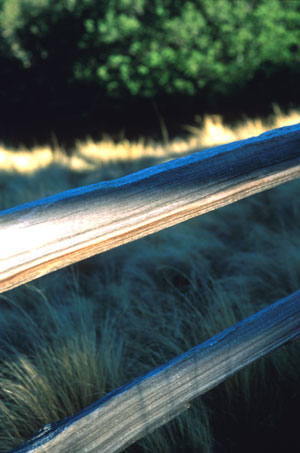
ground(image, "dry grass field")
xmin=0 ymin=109 xmax=300 ymax=452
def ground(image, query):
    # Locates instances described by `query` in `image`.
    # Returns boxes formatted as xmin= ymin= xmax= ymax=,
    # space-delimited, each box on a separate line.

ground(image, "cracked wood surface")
xmin=12 ymin=290 xmax=300 ymax=452
xmin=1 ymin=123 xmax=300 ymax=293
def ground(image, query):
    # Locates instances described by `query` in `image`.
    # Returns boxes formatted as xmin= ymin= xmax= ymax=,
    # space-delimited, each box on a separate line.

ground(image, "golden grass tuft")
xmin=1 ymin=106 xmax=299 ymax=175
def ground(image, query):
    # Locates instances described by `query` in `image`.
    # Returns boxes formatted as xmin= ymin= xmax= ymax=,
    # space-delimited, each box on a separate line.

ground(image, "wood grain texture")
xmin=13 ymin=289 xmax=300 ymax=452
xmin=1 ymin=123 xmax=300 ymax=293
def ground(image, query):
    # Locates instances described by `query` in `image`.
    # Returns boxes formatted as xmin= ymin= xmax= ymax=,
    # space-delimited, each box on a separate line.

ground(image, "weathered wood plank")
xmin=12 ymin=289 xmax=300 ymax=453
xmin=1 ymin=123 xmax=300 ymax=293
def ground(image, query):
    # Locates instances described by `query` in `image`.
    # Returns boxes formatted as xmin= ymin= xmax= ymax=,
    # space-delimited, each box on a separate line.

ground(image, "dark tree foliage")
xmin=1 ymin=0 xmax=300 ymax=145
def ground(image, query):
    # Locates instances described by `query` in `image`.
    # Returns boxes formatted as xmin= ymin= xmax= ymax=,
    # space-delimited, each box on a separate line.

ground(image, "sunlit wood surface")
xmin=1 ymin=123 xmax=300 ymax=293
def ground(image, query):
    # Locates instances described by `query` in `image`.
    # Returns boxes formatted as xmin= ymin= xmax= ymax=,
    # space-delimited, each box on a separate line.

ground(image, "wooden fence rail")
xmin=1 ymin=123 xmax=300 ymax=452
xmin=1 ymin=123 xmax=300 ymax=293
xmin=12 ymin=290 xmax=300 ymax=453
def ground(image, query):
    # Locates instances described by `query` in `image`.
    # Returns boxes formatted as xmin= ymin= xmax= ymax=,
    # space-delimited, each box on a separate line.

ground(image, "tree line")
xmin=1 ymin=0 xmax=300 ymax=146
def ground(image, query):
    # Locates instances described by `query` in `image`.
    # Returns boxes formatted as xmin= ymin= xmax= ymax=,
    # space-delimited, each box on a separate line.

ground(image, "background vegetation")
xmin=1 ymin=114 xmax=300 ymax=452
xmin=1 ymin=0 xmax=300 ymax=146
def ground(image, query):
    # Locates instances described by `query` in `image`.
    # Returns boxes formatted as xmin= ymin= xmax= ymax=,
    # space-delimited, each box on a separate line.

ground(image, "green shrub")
xmin=1 ymin=0 xmax=300 ymax=100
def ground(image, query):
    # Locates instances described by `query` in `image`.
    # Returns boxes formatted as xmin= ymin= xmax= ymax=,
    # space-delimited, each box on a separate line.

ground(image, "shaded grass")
xmin=0 ymin=114 xmax=300 ymax=452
